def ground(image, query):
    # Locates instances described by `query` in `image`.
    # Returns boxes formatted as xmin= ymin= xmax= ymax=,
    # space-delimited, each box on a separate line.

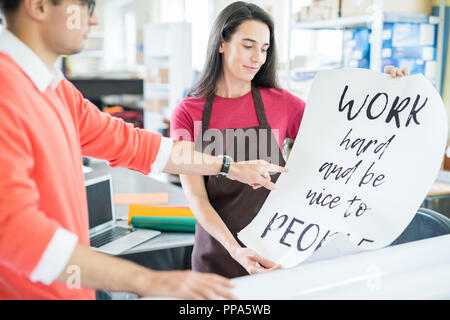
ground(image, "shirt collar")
xmin=0 ymin=29 xmax=64 ymax=92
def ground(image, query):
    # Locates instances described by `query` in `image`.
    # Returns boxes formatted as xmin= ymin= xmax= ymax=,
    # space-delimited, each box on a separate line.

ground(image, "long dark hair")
xmin=189 ymin=1 xmax=278 ymax=98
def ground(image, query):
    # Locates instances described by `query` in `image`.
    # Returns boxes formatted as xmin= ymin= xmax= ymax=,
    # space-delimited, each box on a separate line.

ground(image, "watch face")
xmin=216 ymin=172 xmax=227 ymax=179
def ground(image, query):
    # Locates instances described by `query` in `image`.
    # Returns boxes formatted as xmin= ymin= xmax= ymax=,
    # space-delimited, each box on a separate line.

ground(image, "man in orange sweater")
xmin=0 ymin=0 xmax=287 ymax=300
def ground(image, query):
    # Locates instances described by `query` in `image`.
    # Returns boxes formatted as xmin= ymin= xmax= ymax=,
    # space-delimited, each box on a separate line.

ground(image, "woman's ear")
xmin=218 ymin=37 xmax=225 ymax=54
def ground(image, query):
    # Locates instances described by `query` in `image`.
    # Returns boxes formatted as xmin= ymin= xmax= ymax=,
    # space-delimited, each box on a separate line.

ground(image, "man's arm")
xmin=163 ymin=141 xmax=288 ymax=190
xmin=69 ymin=81 xmax=287 ymax=190
xmin=55 ymin=243 xmax=236 ymax=299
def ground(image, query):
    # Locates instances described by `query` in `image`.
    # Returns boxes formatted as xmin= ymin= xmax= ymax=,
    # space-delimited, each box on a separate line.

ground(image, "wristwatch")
xmin=216 ymin=155 xmax=233 ymax=179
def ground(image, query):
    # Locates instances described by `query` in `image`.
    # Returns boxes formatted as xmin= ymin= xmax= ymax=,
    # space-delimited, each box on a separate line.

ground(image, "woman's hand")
xmin=230 ymin=246 xmax=281 ymax=275
xmin=384 ymin=65 xmax=409 ymax=78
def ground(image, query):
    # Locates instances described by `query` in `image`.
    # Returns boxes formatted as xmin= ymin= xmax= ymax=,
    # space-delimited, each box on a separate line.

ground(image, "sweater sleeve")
xmin=285 ymin=90 xmax=306 ymax=141
xmin=63 ymin=79 xmax=164 ymax=175
xmin=0 ymin=99 xmax=62 ymax=278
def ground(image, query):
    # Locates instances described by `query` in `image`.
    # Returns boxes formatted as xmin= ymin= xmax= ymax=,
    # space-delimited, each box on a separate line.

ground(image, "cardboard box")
xmin=382 ymin=23 xmax=393 ymax=40
xmin=296 ymin=0 xmax=340 ymax=21
xmin=425 ymin=60 xmax=438 ymax=79
xmin=353 ymin=28 xmax=371 ymax=51
xmin=381 ymin=47 xmax=392 ymax=58
xmin=391 ymin=46 xmax=436 ymax=60
xmin=392 ymin=23 xmax=436 ymax=47
xmin=341 ymin=0 xmax=432 ymax=17
xmin=136 ymin=29 xmax=144 ymax=65
xmin=146 ymin=68 xmax=169 ymax=84
xmin=400 ymin=59 xmax=426 ymax=75
xmin=159 ymin=68 xmax=169 ymax=84
xmin=344 ymin=28 xmax=370 ymax=61
xmin=381 ymin=58 xmax=427 ymax=74
xmin=381 ymin=58 xmax=397 ymax=72
xmin=382 ymin=23 xmax=394 ymax=49
xmin=145 ymin=98 xmax=169 ymax=113
xmin=384 ymin=0 xmax=432 ymax=15
xmin=349 ymin=58 xmax=370 ymax=68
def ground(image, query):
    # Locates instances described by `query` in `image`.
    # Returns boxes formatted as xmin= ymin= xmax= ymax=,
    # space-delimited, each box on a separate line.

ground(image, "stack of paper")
xmin=114 ymin=193 xmax=169 ymax=205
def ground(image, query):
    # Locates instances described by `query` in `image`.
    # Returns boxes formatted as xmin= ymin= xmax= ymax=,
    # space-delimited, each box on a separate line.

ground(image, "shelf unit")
xmin=143 ymin=22 xmax=192 ymax=133
xmin=286 ymin=0 xmax=447 ymax=93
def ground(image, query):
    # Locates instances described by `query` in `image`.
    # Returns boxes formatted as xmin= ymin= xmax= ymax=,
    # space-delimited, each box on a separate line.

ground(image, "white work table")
xmin=84 ymin=159 xmax=195 ymax=255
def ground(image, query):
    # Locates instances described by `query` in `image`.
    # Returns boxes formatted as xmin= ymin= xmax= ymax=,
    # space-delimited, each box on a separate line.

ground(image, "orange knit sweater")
xmin=0 ymin=53 xmax=162 ymax=299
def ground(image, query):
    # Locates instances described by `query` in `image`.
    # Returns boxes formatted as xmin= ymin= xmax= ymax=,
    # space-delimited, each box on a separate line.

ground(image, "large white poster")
xmin=238 ymin=68 xmax=448 ymax=268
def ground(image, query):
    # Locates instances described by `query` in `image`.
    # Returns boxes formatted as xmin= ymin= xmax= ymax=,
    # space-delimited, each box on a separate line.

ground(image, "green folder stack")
xmin=128 ymin=205 xmax=196 ymax=232
xmin=130 ymin=216 xmax=196 ymax=232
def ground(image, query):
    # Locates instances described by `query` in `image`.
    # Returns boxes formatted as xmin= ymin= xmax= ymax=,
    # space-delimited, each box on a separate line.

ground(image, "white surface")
xmin=82 ymin=165 xmax=93 ymax=173
xmin=238 ymin=68 xmax=448 ymax=267
xmin=121 ymin=230 xmax=194 ymax=254
xmin=115 ymin=221 xmax=194 ymax=254
xmin=231 ymin=234 xmax=450 ymax=299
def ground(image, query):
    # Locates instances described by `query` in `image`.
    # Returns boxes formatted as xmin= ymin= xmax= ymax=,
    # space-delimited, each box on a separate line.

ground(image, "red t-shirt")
xmin=170 ymin=87 xmax=306 ymax=149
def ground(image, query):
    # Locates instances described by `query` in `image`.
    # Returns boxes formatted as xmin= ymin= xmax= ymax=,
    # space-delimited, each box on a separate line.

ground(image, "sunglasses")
xmin=77 ymin=0 xmax=96 ymax=16
xmin=86 ymin=0 xmax=96 ymax=17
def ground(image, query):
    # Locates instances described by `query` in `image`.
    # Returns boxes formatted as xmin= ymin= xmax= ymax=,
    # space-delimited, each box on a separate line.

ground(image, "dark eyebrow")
xmin=242 ymin=38 xmax=270 ymax=46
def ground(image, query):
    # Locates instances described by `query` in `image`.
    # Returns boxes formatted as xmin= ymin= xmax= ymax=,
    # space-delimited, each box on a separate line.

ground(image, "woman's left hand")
xmin=384 ymin=65 xmax=409 ymax=78
xmin=230 ymin=246 xmax=281 ymax=275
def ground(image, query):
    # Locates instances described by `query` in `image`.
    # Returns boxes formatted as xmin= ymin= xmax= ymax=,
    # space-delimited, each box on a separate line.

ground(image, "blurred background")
xmin=1 ymin=0 xmax=448 ymax=170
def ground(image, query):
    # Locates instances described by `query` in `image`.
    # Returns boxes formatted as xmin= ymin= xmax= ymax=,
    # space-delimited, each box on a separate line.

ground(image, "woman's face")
xmin=219 ymin=19 xmax=270 ymax=83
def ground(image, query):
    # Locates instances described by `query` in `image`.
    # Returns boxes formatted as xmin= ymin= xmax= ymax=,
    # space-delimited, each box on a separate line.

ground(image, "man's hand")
xmin=56 ymin=243 xmax=237 ymax=300
xmin=164 ymin=142 xmax=287 ymax=191
xmin=229 ymin=246 xmax=281 ymax=275
xmin=227 ymin=160 xmax=288 ymax=191
xmin=384 ymin=66 xmax=409 ymax=78
xmin=139 ymin=270 xmax=237 ymax=300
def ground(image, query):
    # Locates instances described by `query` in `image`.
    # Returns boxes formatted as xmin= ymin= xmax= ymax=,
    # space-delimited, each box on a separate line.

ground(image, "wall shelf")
xmin=292 ymin=12 xmax=435 ymax=30
xmin=286 ymin=0 xmax=446 ymax=94
xmin=68 ymin=78 xmax=144 ymax=99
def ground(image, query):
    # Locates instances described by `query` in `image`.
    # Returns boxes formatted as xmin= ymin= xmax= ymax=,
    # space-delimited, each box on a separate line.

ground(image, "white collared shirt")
xmin=0 ymin=29 xmax=64 ymax=92
xmin=0 ymin=29 xmax=173 ymax=285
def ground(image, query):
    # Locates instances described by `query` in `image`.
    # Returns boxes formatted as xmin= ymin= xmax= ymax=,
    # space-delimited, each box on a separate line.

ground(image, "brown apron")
xmin=192 ymin=84 xmax=286 ymax=278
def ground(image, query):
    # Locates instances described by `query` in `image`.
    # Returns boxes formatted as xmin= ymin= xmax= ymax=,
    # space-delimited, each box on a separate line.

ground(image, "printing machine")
xmin=231 ymin=233 xmax=450 ymax=299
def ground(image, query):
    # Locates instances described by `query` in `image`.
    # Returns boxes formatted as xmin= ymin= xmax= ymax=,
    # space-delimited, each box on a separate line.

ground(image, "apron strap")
xmin=202 ymin=92 xmax=215 ymax=132
xmin=251 ymin=84 xmax=270 ymax=128
xmin=201 ymin=84 xmax=270 ymax=132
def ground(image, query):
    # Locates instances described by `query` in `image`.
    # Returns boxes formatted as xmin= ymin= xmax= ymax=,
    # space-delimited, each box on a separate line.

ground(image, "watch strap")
xmin=217 ymin=155 xmax=232 ymax=179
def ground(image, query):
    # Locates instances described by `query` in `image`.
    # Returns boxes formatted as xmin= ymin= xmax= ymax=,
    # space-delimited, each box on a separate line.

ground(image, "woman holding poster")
xmin=170 ymin=1 xmax=408 ymax=278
